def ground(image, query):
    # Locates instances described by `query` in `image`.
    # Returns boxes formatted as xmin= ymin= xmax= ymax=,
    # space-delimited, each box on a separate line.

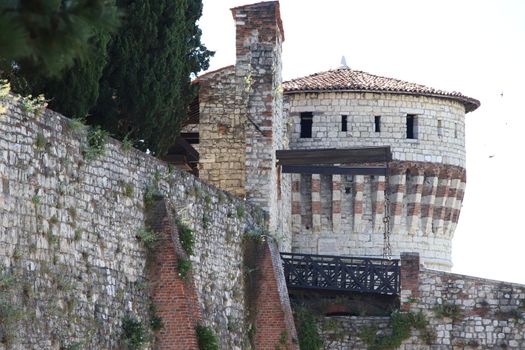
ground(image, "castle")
xmin=180 ymin=1 xmax=479 ymax=271
xmin=2 ymin=1 xmax=525 ymax=349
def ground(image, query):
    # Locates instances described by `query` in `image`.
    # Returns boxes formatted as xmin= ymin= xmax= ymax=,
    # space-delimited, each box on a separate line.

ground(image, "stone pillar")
xmin=421 ymin=168 xmax=439 ymax=235
xmin=400 ymin=252 xmax=420 ymax=311
xmin=406 ymin=169 xmax=424 ymax=234
xmin=291 ymin=173 xmax=301 ymax=234
xmin=433 ymin=171 xmax=452 ymax=235
xmin=311 ymin=174 xmax=321 ymax=233
xmin=389 ymin=172 xmax=406 ymax=234
xmin=443 ymin=178 xmax=461 ymax=236
xmin=450 ymin=176 xmax=466 ymax=236
xmin=332 ymin=175 xmax=342 ymax=233
xmin=372 ymin=176 xmax=386 ymax=232
xmin=353 ymin=175 xmax=364 ymax=233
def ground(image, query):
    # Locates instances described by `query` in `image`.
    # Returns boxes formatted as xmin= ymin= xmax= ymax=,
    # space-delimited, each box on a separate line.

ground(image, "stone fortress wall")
xmin=320 ymin=254 xmax=525 ymax=349
xmin=0 ymin=99 xmax=276 ymax=349
xmin=286 ymin=92 xmax=468 ymax=270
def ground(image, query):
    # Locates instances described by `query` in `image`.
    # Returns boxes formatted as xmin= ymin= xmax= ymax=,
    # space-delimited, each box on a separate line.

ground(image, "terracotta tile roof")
xmin=283 ymin=68 xmax=480 ymax=112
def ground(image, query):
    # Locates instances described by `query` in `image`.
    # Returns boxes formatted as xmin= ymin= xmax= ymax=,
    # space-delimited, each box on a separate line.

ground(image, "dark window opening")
xmin=437 ymin=120 xmax=443 ymax=137
xmin=341 ymin=115 xmax=348 ymax=132
xmin=374 ymin=116 xmax=381 ymax=132
xmin=300 ymin=112 xmax=313 ymax=138
xmin=406 ymin=114 xmax=417 ymax=139
xmin=454 ymin=123 xmax=458 ymax=138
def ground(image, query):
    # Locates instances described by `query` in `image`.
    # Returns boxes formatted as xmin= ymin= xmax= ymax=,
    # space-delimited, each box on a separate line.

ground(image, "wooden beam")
xmin=282 ymin=165 xmax=388 ymax=176
xmin=276 ymin=147 xmax=391 ymax=165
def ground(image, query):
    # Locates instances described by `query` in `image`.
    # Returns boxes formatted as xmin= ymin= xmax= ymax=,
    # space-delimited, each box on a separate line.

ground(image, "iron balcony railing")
xmin=280 ymin=252 xmax=400 ymax=295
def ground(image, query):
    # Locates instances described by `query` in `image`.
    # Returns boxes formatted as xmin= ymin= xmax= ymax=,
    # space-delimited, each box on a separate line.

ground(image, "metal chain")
xmin=382 ymin=173 xmax=392 ymax=259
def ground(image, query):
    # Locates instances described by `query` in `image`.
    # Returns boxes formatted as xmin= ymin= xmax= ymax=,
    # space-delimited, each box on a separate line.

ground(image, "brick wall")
xmin=254 ymin=239 xmax=299 ymax=350
xmin=145 ymin=198 xmax=201 ymax=349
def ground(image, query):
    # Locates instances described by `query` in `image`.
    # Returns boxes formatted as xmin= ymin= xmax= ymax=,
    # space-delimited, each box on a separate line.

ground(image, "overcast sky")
xmin=199 ymin=0 xmax=525 ymax=284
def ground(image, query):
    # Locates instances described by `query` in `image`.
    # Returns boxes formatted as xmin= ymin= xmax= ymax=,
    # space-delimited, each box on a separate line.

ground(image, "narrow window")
xmin=406 ymin=114 xmax=417 ymax=139
xmin=454 ymin=122 xmax=458 ymax=138
xmin=437 ymin=119 xmax=443 ymax=137
xmin=374 ymin=116 xmax=381 ymax=132
xmin=300 ymin=112 xmax=313 ymax=138
xmin=341 ymin=115 xmax=348 ymax=132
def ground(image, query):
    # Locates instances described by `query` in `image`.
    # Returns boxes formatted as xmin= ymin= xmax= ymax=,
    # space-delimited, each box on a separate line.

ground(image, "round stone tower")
xmin=282 ymin=67 xmax=479 ymax=270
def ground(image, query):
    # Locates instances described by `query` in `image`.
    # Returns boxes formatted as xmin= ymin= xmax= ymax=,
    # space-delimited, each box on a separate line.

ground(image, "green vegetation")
xmin=149 ymin=303 xmax=163 ymax=332
xmin=84 ymin=126 xmax=109 ymax=160
xmin=0 ymin=0 xmax=119 ymax=76
xmin=123 ymin=182 xmax=134 ymax=198
xmin=359 ymin=311 xmax=430 ymax=350
xmin=177 ymin=220 xmax=195 ymax=256
xmin=68 ymin=117 xmax=87 ymax=131
xmin=35 ymin=132 xmax=47 ymax=150
xmin=177 ymin=258 xmax=192 ymax=280
xmin=236 ymin=205 xmax=245 ymax=219
xmin=89 ymin=0 xmax=212 ymax=156
xmin=294 ymin=307 xmax=323 ymax=350
xmin=195 ymin=324 xmax=219 ymax=350
xmin=135 ymin=227 xmax=158 ymax=250
xmin=433 ymin=303 xmax=462 ymax=320
xmin=121 ymin=314 xmax=146 ymax=350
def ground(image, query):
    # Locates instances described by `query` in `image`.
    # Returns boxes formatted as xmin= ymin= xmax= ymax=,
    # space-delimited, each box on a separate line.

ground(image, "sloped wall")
xmin=0 ymin=99 xmax=282 ymax=349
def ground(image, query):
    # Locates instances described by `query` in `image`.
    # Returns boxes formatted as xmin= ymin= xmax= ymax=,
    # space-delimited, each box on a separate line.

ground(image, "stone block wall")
xmin=318 ymin=254 xmax=525 ymax=349
xmin=0 ymin=99 xmax=293 ymax=349
xmin=197 ymin=65 xmax=246 ymax=197
xmin=286 ymin=91 xmax=466 ymax=167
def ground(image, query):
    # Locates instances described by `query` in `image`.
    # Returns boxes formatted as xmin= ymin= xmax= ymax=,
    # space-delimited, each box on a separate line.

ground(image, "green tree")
xmin=0 ymin=0 xmax=119 ymax=76
xmin=90 ymin=0 xmax=212 ymax=156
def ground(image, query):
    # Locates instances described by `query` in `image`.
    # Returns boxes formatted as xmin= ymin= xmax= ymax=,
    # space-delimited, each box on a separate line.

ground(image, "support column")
xmin=443 ymin=178 xmax=461 ymax=236
xmin=291 ymin=174 xmax=301 ymax=234
xmin=432 ymin=171 xmax=452 ymax=235
xmin=372 ymin=176 xmax=386 ymax=232
xmin=449 ymin=178 xmax=466 ymax=236
xmin=353 ymin=175 xmax=364 ymax=233
xmin=421 ymin=168 xmax=439 ymax=235
xmin=332 ymin=175 xmax=342 ymax=234
xmin=389 ymin=172 xmax=406 ymax=234
xmin=311 ymin=174 xmax=321 ymax=234
xmin=407 ymin=170 xmax=424 ymax=234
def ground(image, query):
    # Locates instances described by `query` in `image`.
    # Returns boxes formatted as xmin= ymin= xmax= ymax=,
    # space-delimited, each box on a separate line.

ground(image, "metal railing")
xmin=280 ymin=252 xmax=400 ymax=295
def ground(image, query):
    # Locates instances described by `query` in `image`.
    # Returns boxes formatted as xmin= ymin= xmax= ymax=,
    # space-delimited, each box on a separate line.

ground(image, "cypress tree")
xmin=90 ymin=0 xmax=212 ymax=156
xmin=0 ymin=0 xmax=119 ymax=76
xmin=0 ymin=0 xmax=119 ymax=119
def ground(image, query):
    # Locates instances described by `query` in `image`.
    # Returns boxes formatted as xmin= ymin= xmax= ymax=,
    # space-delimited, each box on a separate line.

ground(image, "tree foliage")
xmin=0 ymin=0 xmax=119 ymax=76
xmin=90 ymin=0 xmax=212 ymax=156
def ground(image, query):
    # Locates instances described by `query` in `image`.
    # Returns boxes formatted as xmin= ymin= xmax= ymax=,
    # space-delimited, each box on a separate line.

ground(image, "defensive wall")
xmin=0 ymin=97 xmax=297 ymax=350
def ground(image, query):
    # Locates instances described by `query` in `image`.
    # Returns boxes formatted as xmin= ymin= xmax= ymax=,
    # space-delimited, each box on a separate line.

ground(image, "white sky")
xmin=199 ymin=0 xmax=525 ymax=284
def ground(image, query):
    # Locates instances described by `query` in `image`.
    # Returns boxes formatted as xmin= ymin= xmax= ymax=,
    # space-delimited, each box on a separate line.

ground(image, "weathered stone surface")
xmin=0 ymin=99 xmax=267 ymax=349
